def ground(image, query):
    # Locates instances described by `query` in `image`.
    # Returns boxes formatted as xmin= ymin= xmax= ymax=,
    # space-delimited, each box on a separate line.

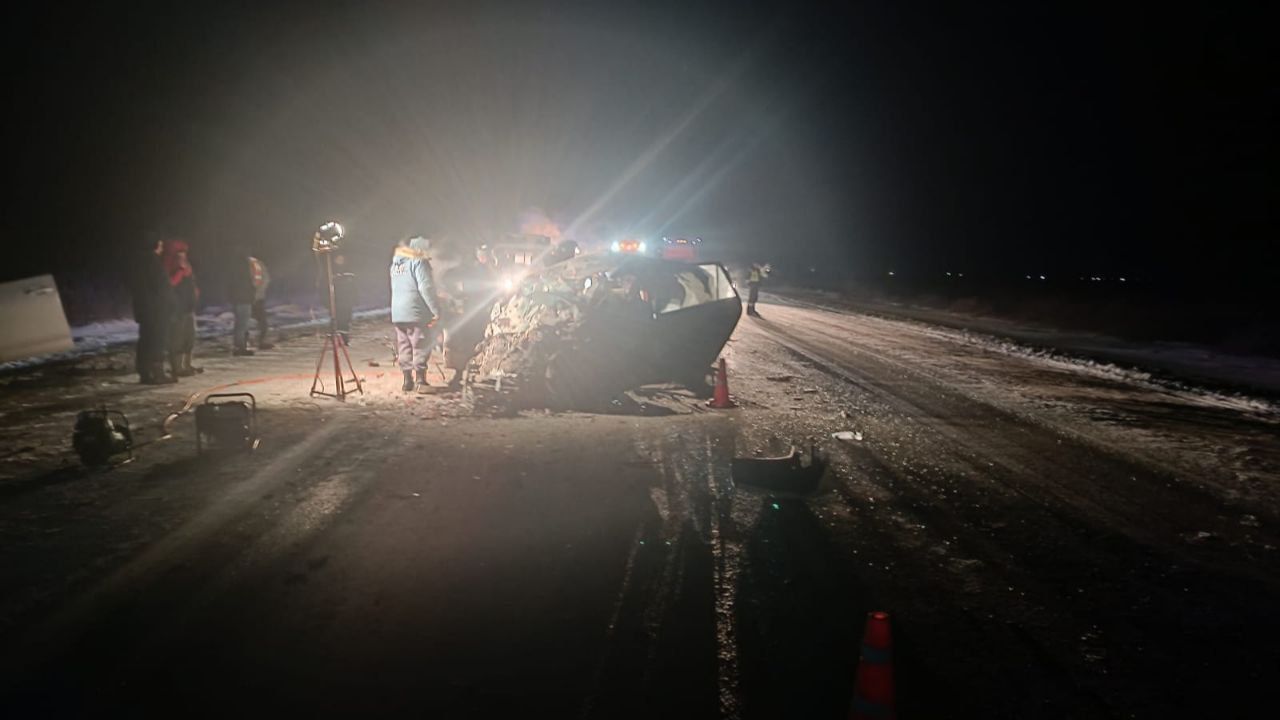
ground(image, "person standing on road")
xmin=227 ymin=247 xmax=256 ymax=356
xmin=130 ymin=233 xmax=177 ymax=384
xmin=746 ymin=262 xmax=764 ymax=316
xmin=228 ymin=251 xmax=272 ymax=355
xmin=390 ymin=236 xmax=443 ymax=393
xmin=249 ymin=255 xmax=274 ymax=350
xmin=162 ymin=238 xmax=202 ymax=376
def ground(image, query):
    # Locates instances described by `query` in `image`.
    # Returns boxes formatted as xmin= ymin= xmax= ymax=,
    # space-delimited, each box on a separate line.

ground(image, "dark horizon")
xmin=7 ymin=1 xmax=1274 ymax=287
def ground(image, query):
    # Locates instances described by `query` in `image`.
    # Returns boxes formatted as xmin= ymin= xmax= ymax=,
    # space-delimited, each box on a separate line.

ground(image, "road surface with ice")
xmin=1 ymin=297 xmax=1277 ymax=718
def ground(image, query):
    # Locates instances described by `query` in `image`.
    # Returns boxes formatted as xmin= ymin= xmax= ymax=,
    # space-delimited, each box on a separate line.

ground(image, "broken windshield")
xmin=658 ymin=263 xmax=737 ymax=314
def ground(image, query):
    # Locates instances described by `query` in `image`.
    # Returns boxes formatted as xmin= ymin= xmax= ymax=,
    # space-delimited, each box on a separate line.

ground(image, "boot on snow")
xmin=146 ymin=362 xmax=178 ymax=384
xmin=170 ymin=352 xmax=194 ymax=377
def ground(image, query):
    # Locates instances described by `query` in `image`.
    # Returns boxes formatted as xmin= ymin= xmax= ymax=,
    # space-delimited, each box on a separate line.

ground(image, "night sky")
xmin=7 ymin=1 xmax=1274 ymax=290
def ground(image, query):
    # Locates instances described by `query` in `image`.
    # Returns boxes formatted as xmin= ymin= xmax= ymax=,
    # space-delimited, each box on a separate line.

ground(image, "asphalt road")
xmin=2 ymin=298 xmax=1277 ymax=718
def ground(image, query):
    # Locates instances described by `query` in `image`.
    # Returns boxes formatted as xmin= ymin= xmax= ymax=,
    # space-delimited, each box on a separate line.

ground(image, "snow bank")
xmin=0 ymin=305 xmax=390 ymax=373
xmin=920 ymin=325 xmax=1280 ymax=416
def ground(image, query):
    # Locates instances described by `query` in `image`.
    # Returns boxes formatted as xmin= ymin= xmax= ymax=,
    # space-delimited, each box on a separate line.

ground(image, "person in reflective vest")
xmin=746 ymin=263 xmax=763 ymax=316
xmin=228 ymin=249 xmax=270 ymax=355
xmin=249 ymin=256 xmax=273 ymax=350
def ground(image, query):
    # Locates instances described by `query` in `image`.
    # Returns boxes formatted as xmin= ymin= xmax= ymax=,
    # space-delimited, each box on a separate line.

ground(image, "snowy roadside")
xmin=766 ymin=289 xmax=1280 ymax=400
xmin=0 ymin=305 xmax=391 ymax=374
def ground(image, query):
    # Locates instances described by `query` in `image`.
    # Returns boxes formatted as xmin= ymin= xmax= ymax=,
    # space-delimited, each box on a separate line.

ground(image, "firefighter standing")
xmin=746 ymin=262 xmax=765 ymax=316
xmin=249 ymin=255 xmax=273 ymax=350
xmin=390 ymin=236 xmax=443 ymax=393
xmin=227 ymin=248 xmax=256 ymax=356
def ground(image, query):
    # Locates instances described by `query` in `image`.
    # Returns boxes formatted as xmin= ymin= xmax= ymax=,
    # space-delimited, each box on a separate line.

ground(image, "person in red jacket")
xmin=162 ymin=238 xmax=203 ymax=376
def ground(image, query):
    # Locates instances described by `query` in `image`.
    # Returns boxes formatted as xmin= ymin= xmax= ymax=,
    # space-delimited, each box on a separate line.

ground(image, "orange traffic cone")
xmin=849 ymin=611 xmax=895 ymax=720
xmin=706 ymin=357 xmax=737 ymax=408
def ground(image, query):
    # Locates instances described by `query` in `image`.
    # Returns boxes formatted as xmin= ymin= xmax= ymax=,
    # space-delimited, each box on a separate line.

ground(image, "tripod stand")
xmin=310 ymin=248 xmax=363 ymax=400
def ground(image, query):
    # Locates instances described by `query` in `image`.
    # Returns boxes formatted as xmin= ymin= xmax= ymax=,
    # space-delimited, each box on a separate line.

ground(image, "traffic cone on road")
xmin=706 ymin=357 xmax=737 ymax=409
xmin=849 ymin=611 xmax=895 ymax=720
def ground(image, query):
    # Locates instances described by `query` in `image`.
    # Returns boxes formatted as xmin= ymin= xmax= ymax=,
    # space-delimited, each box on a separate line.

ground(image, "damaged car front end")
xmin=466 ymin=254 xmax=741 ymax=411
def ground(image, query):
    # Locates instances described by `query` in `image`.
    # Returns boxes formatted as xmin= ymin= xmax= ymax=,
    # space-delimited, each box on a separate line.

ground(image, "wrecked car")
xmin=465 ymin=253 xmax=741 ymax=410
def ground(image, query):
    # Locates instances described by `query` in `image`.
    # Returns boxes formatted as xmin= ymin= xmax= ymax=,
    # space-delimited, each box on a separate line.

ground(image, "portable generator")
xmin=72 ymin=408 xmax=134 ymax=467
xmin=194 ymin=393 xmax=257 ymax=453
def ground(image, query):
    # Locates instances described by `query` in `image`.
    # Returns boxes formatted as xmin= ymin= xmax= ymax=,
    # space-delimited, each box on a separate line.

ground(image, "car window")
xmin=658 ymin=264 xmax=735 ymax=313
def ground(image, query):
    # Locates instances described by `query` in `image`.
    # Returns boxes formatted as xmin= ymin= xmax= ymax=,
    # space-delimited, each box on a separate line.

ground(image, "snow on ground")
xmin=915 ymin=324 xmax=1280 ymax=416
xmin=750 ymin=299 xmax=1280 ymax=516
xmin=769 ymin=291 xmax=1280 ymax=406
xmin=0 ymin=314 xmax=474 ymax=486
xmin=0 ymin=304 xmax=392 ymax=373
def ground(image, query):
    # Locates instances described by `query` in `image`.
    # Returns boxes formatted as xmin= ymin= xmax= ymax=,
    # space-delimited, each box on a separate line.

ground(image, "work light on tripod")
xmin=309 ymin=220 xmax=362 ymax=400
xmin=313 ymin=221 xmax=344 ymax=253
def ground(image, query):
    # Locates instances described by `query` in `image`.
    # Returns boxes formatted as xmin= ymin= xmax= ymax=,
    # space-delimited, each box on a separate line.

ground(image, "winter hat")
xmin=408 ymin=236 xmax=432 ymax=254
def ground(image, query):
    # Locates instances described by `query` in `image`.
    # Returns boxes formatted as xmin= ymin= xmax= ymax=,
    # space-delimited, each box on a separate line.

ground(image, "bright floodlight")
xmin=313 ymin=220 xmax=344 ymax=252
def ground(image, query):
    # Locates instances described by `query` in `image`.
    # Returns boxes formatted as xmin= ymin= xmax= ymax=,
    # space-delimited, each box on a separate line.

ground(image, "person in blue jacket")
xmin=389 ymin=236 xmax=443 ymax=393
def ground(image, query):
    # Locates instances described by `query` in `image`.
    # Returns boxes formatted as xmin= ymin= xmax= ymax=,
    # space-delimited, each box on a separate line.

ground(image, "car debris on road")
xmin=466 ymin=253 xmax=741 ymax=411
